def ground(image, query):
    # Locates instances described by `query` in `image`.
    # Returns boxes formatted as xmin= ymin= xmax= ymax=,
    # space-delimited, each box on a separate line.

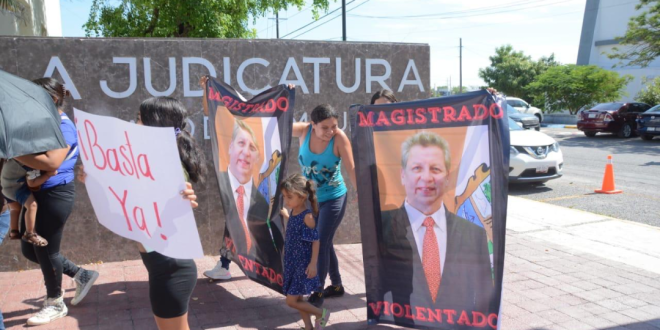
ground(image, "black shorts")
xmin=140 ymin=252 xmax=197 ymax=318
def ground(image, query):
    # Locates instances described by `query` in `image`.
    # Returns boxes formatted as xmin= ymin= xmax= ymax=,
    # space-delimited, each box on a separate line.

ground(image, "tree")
xmin=608 ymin=0 xmax=660 ymax=68
xmin=451 ymin=86 xmax=464 ymax=95
xmin=432 ymin=85 xmax=449 ymax=97
xmin=0 ymin=0 xmax=19 ymax=11
xmin=526 ymin=65 xmax=632 ymax=115
xmin=84 ymin=0 xmax=332 ymax=38
xmin=478 ymin=45 xmax=558 ymax=101
xmin=636 ymin=77 xmax=660 ymax=106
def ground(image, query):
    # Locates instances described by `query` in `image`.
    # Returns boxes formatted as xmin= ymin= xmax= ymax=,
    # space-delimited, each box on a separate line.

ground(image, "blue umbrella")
xmin=0 ymin=69 xmax=67 ymax=159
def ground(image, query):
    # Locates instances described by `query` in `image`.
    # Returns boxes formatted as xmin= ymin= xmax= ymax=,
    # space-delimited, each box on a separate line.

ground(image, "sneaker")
xmin=44 ymin=288 xmax=66 ymax=307
xmin=27 ymin=295 xmax=68 ymax=326
xmin=314 ymin=308 xmax=331 ymax=329
xmin=71 ymin=269 xmax=99 ymax=306
xmin=322 ymin=285 xmax=344 ymax=298
xmin=203 ymin=261 xmax=232 ymax=280
xmin=307 ymin=291 xmax=324 ymax=308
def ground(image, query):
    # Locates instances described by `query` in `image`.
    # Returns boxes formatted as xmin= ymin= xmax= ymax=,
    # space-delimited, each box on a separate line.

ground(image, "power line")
xmin=258 ymin=21 xmax=275 ymax=34
xmin=463 ymin=46 xmax=487 ymax=58
xmin=351 ymin=0 xmax=573 ymax=20
xmin=350 ymin=0 xmax=546 ymax=19
xmin=290 ymin=0 xmax=371 ymax=39
xmin=257 ymin=3 xmax=313 ymax=36
xmin=354 ymin=0 xmax=636 ymax=39
xmin=287 ymin=4 xmax=314 ymax=19
xmin=280 ymin=0 xmax=357 ymax=39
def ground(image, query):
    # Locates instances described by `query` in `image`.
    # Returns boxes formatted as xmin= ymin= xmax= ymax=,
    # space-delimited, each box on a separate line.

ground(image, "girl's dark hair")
xmin=279 ymin=174 xmax=319 ymax=217
xmin=310 ymin=104 xmax=338 ymax=124
xmin=32 ymin=77 xmax=70 ymax=108
xmin=370 ymin=89 xmax=398 ymax=105
xmin=139 ymin=97 xmax=207 ymax=183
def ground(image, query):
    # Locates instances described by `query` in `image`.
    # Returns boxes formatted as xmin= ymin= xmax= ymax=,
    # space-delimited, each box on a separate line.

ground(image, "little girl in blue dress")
xmin=279 ymin=174 xmax=330 ymax=330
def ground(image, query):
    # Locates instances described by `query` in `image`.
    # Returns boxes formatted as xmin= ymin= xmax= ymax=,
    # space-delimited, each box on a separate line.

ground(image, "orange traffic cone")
xmin=595 ymin=155 xmax=622 ymax=194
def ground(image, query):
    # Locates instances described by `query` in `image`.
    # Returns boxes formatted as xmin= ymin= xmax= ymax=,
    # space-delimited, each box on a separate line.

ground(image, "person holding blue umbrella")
xmin=0 ymin=72 xmax=100 ymax=326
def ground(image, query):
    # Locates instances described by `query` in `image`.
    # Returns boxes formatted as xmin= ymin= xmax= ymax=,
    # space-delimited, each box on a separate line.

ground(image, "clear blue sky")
xmin=60 ymin=0 xmax=594 ymax=90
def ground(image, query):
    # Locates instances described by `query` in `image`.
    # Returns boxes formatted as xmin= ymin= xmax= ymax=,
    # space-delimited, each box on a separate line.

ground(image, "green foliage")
xmin=452 ymin=86 xmax=465 ymax=94
xmin=636 ymin=76 xmax=660 ymax=106
xmin=0 ymin=0 xmax=23 ymax=17
xmin=431 ymin=85 xmax=448 ymax=97
xmin=478 ymin=45 xmax=558 ymax=101
xmin=0 ymin=0 xmax=16 ymax=11
xmin=608 ymin=0 xmax=660 ymax=68
xmin=482 ymin=182 xmax=491 ymax=203
xmin=84 ymin=0 xmax=332 ymax=38
xmin=526 ymin=65 xmax=632 ymax=115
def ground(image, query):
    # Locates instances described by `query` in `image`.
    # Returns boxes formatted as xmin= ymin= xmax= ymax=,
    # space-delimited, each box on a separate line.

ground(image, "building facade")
xmin=0 ymin=0 xmax=61 ymax=37
xmin=577 ymin=0 xmax=660 ymax=102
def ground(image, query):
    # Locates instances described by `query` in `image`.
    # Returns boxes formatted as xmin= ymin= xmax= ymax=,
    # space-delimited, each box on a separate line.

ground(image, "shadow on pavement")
xmin=508 ymin=182 xmax=554 ymax=196
xmin=2 ymin=277 xmax=369 ymax=329
xmin=555 ymin=133 xmax=660 ymax=157
xmin=529 ymin=318 xmax=660 ymax=330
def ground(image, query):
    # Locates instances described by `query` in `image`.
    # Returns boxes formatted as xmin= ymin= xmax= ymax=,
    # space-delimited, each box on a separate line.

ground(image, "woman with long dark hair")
xmin=17 ymin=78 xmax=99 ymax=326
xmin=78 ymin=96 xmax=204 ymax=330
xmin=292 ymin=104 xmax=356 ymax=307
xmin=135 ymin=97 xmax=207 ymax=330
xmin=370 ymin=89 xmax=398 ymax=105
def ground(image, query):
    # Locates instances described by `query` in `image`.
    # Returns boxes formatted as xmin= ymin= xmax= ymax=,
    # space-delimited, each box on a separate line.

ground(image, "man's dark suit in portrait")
xmin=375 ymin=131 xmax=495 ymax=329
xmin=219 ymin=120 xmax=283 ymax=281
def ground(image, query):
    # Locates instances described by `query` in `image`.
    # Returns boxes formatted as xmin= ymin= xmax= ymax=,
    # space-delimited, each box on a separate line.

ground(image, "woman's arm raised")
xmin=199 ymin=76 xmax=210 ymax=117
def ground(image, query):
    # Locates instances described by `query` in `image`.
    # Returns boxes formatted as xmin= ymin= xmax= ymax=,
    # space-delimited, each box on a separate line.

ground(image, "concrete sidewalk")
xmin=1 ymin=196 xmax=660 ymax=329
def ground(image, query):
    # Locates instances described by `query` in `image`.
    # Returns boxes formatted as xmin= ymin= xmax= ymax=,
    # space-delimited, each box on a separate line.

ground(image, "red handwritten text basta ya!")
xmin=76 ymin=118 xmax=155 ymax=180
xmin=76 ymin=117 xmax=167 ymax=241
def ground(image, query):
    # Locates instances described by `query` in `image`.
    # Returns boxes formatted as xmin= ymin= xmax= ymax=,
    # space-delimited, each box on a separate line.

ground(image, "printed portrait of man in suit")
xmin=219 ymin=119 xmax=283 ymax=277
xmin=378 ymin=131 xmax=495 ymax=327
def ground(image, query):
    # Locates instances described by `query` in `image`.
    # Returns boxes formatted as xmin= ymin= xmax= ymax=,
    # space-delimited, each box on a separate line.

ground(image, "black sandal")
xmin=22 ymin=232 xmax=48 ymax=247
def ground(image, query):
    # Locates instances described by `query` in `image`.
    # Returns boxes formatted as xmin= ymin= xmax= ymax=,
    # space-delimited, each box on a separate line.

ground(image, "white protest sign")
xmin=74 ymin=108 xmax=203 ymax=259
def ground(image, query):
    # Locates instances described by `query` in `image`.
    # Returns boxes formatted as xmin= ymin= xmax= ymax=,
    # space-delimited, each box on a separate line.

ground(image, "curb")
xmin=540 ymin=124 xmax=577 ymax=129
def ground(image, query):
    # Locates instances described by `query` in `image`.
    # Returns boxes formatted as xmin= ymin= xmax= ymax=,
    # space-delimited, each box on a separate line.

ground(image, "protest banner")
xmin=74 ymin=109 xmax=203 ymax=259
xmin=350 ymin=91 xmax=509 ymax=329
xmin=205 ymin=78 xmax=294 ymax=293
xmin=0 ymin=37 xmax=429 ymax=269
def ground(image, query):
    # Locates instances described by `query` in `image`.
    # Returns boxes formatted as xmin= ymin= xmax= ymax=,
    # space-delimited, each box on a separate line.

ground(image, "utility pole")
xmin=268 ymin=11 xmax=287 ymax=39
xmin=459 ymin=38 xmax=463 ymax=94
xmin=342 ymin=0 xmax=347 ymax=41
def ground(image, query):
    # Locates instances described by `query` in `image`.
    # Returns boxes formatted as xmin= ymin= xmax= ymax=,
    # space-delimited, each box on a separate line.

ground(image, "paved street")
xmin=509 ymin=128 xmax=660 ymax=227
xmin=2 ymin=197 xmax=660 ymax=330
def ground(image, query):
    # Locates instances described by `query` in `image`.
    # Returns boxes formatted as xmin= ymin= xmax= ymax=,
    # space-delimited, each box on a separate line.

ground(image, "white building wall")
xmin=44 ymin=0 xmax=62 ymax=37
xmin=0 ymin=0 xmax=61 ymax=37
xmin=579 ymin=0 xmax=660 ymax=102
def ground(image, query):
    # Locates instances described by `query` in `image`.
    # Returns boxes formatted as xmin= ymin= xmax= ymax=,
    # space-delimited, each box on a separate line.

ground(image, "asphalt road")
xmin=508 ymin=128 xmax=660 ymax=227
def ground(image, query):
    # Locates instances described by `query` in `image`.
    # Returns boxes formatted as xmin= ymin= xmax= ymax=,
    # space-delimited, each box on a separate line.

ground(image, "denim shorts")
xmin=14 ymin=185 xmax=31 ymax=206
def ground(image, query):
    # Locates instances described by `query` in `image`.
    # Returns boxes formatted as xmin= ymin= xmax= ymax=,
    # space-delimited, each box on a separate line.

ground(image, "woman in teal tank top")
xmin=293 ymin=104 xmax=356 ymax=307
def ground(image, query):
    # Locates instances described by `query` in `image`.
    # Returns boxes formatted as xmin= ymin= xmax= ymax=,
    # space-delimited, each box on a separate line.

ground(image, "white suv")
xmin=507 ymin=97 xmax=543 ymax=123
xmin=508 ymin=117 xmax=563 ymax=183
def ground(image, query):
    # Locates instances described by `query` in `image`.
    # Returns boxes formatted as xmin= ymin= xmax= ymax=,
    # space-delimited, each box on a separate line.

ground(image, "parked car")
xmin=577 ymin=103 xmax=595 ymax=115
xmin=636 ymin=104 xmax=660 ymax=140
xmin=508 ymin=117 xmax=563 ymax=183
xmin=577 ymin=102 xmax=651 ymax=138
xmin=507 ymin=104 xmax=540 ymax=131
xmin=507 ymin=97 xmax=544 ymax=122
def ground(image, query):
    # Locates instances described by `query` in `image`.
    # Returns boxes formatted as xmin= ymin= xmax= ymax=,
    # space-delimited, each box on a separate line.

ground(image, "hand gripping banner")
xmin=206 ymin=78 xmax=294 ymax=293
xmin=350 ymin=91 xmax=509 ymax=329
